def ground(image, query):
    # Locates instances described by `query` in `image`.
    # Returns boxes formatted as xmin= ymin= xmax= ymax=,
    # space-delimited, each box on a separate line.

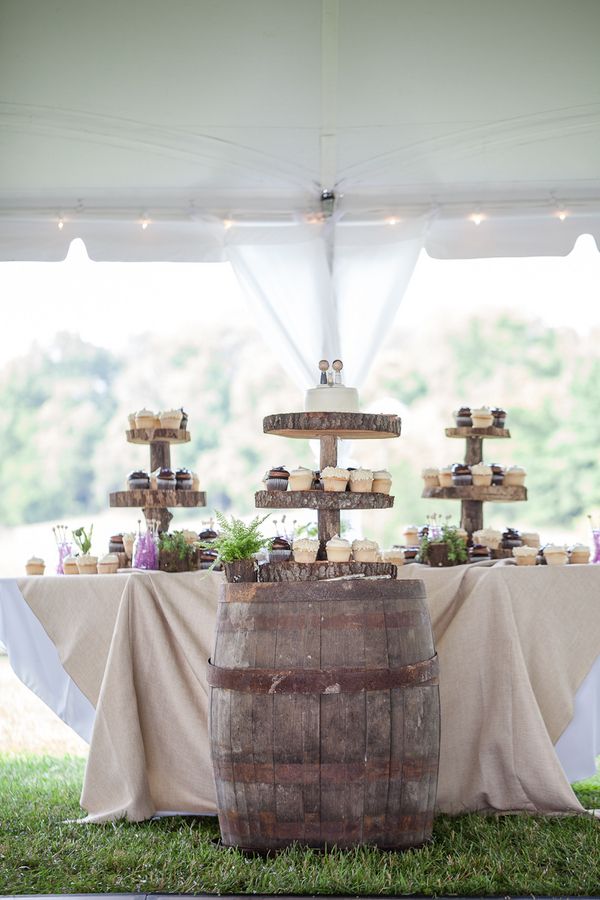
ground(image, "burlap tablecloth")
xmin=18 ymin=563 xmax=600 ymax=821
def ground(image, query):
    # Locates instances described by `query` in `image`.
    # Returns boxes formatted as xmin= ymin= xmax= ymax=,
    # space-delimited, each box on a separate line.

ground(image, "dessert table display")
xmin=2 ymin=563 xmax=600 ymax=825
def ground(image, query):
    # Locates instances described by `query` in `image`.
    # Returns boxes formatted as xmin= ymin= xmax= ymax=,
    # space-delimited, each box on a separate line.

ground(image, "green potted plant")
xmin=158 ymin=531 xmax=199 ymax=573
xmin=419 ymin=520 xmax=468 ymax=568
xmin=202 ymin=511 xmax=272 ymax=582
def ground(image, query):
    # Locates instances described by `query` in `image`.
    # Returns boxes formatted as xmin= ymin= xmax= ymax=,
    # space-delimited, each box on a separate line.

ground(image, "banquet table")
xmin=1 ymin=563 xmax=600 ymax=822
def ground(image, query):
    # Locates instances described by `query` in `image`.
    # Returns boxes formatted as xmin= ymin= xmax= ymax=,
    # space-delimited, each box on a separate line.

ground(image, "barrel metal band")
xmin=206 ymin=655 xmax=439 ymax=694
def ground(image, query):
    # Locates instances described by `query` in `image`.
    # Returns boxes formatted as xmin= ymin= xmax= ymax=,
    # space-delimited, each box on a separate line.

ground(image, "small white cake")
xmin=304 ymin=384 xmax=359 ymax=413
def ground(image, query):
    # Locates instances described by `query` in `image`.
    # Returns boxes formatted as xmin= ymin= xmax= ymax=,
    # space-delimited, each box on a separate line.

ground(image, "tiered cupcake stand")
xmin=254 ymin=411 xmax=400 ymax=580
xmin=109 ymin=426 xmax=206 ymax=532
xmin=421 ymin=425 xmax=527 ymax=536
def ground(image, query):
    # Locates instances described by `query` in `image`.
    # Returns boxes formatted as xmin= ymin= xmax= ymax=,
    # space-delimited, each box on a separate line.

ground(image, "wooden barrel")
xmin=207 ymin=578 xmax=439 ymax=850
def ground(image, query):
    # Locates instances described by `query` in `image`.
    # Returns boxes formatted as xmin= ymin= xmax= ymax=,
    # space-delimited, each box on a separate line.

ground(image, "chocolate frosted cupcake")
xmin=491 ymin=407 xmax=507 ymax=428
xmin=157 ymin=467 xmax=176 ymax=490
xmin=454 ymin=407 xmax=472 ymax=427
xmin=199 ymin=527 xmax=218 ymax=542
xmin=470 ymin=543 xmax=491 ymax=560
xmin=490 ymin=464 xmax=504 ymax=486
xmin=502 ymin=527 xmax=522 ymax=549
xmin=452 ymin=463 xmax=472 ymax=486
xmin=128 ymin=470 xmax=150 ymax=490
xmin=176 ymin=468 xmax=193 ymax=490
xmin=199 ymin=548 xmax=219 ymax=570
xmin=109 ymin=533 xmax=125 ymax=554
xmin=269 ymin=536 xmax=292 ymax=562
xmin=264 ymin=466 xmax=289 ymax=491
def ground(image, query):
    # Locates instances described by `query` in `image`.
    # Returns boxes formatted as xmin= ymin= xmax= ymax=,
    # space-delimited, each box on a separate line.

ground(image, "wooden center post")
xmin=318 ymin=435 xmax=340 ymax=558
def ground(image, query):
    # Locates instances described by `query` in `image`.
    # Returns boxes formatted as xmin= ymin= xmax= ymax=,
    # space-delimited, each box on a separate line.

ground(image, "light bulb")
xmin=557 ymin=210 xmax=567 ymax=221
xmin=57 ymin=218 xmax=64 ymax=230
xmin=470 ymin=212 xmax=484 ymax=226
xmin=141 ymin=218 xmax=149 ymax=230
xmin=385 ymin=216 xmax=400 ymax=226
xmin=223 ymin=219 xmax=233 ymax=230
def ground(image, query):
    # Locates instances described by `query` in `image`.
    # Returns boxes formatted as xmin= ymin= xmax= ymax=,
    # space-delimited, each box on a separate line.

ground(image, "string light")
xmin=140 ymin=217 xmax=150 ymax=230
xmin=557 ymin=209 xmax=568 ymax=221
xmin=469 ymin=212 xmax=485 ymax=226
xmin=385 ymin=216 xmax=400 ymax=226
xmin=57 ymin=217 xmax=64 ymax=230
xmin=223 ymin=219 xmax=233 ymax=230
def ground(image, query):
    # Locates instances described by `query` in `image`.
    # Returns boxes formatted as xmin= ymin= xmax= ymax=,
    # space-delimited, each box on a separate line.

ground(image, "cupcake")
xmin=352 ymin=539 xmax=379 ymax=563
xmin=471 ymin=406 xmax=494 ymax=429
xmin=264 ymin=466 xmax=290 ymax=491
xmin=569 ymin=543 xmax=591 ymax=564
xmin=153 ymin=416 xmax=162 ymax=428
xmin=199 ymin=527 xmax=218 ymax=542
xmin=269 ymin=536 xmax=292 ymax=562
xmin=504 ymin=465 xmax=526 ymax=487
xmin=25 ymin=556 xmax=45 ymax=576
xmin=520 ymin=532 xmax=541 ymax=548
xmin=372 ymin=469 xmax=392 ymax=494
xmin=469 ymin=544 xmax=490 ymax=561
xmin=403 ymin=547 xmax=419 ymax=561
xmin=491 ymin=407 xmax=507 ymax=428
xmin=472 ymin=528 xmax=502 ymax=550
xmin=160 ymin=408 xmax=184 ymax=429
xmin=176 ymin=468 xmax=193 ymax=490
xmin=122 ymin=533 xmax=136 ymax=560
xmin=157 ymin=467 xmax=176 ymax=490
xmin=326 ymin=534 xmax=352 ymax=563
xmin=98 ymin=553 xmax=119 ymax=574
xmin=321 ymin=466 xmax=349 ymax=492
xmin=180 ymin=408 xmax=188 ymax=430
xmin=544 ymin=544 xmax=569 ymax=566
xmin=200 ymin=548 xmax=219 ymax=569
xmin=135 ymin=408 xmax=155 ymax=430
xmin=181 ymin=530 xmax=200 ymax=546
xmin=128 ymin=470 xmax=150 ymax=490
xmin=454 ymin=407 xmax=472 ymax=427
xmin=513 ymin=546 xmax=538 ymax=566
xmin=62 ymin=555 xmax=79 ymax=575
xmin=191 ymin=471 xmax=200 ymax=491
xmin=382 ymin=547 xmax=405 ymax=566
xmin=438 ymin=465 xmax=454 ymax=488
xmin=292 ymin=538 xmax=319 ymax=563
xmin=471 ymin=463 xmax=492 ymax=487
xmin=403 ymin=525 xmax=420 ymax=546
xmin=76 ymin=554 xmax=98 ymax=575
xmin=349 ymin=468 xmax=374 ymax=493
xmin=287 ymin=466 xmax=314 ymax=491
xmin=127 ymin=412 xmax=137 ymax=430
xmin=109 ymin=533 xmax=124 ymax=554
xmin=456 ymin=528 xmax=469 ymax=544
xmin=502 ymin=528 xmax=522 ymax=549
xmin=490 ymin=464 xmax=505 ymax=486
xmin=422 ymin=467 xmax=440 ymax=489
xmin=451 ymin=464 xmax=472 ymax=486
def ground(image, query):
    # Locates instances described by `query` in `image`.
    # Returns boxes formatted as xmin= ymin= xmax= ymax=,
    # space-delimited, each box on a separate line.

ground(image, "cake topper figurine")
xmin=332 ymin=359 xmax=343 ymax=384
xmin=318 ymin=359 xmax=329 ymax=385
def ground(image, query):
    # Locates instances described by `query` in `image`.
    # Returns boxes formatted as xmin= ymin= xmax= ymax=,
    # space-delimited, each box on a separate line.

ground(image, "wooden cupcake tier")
xmin=126 ymin=428 xmax=190 ymax=444
xmin=263 ymin=412 xmax=401 ymax=440
xmin=445 ymin=427 xmax=510 ymax=439
xmin=110 ymin=489 xmax=206 ymax=507
xmin=258 ymin=561 xmax=397 ymax=582
xmin=255 ymin=490 xmax=394 ymax=510
xmin=422 ymin=485 xmax=527 ymax=502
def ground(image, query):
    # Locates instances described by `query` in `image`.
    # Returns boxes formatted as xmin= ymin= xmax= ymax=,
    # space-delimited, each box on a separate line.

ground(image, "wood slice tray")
xmin=263 ymin=412 xmax=401 ymax=440
xmin=126 ymin=428 xmax=190 ymax=444
xmin=258 ymin=561 xmax=398 ymax=582
xmin=445 ymin=427 xmax=511 ymax=439
xmin=421 ymin=485 xmax=527 ymax=502
xmin=110 ymin=489 xmax=207 ymax=507
xmin=255 ymin=490 xmax=394 ymax=510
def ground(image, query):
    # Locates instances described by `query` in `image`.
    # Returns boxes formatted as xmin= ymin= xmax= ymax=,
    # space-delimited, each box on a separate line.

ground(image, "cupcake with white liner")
xmin=471 ymin=463 xmax=493 ymax=487
xmin=471 ymin=406 xmax=494 ymax=428
xmin=569 ymin=543 xmax=591 ymax=564
xmin=25 ymin=556 xmax=45 ymax=576
xmin=135 ymin=408 xmax=156 ymax=429
xmin=472 ymin=528 xmax=502 ymax=550
xmin=127 ymin=412 xmax=137 ymax=430
xmin=403 ymin=525 xmax=420 ymax=546
xmin=520 ymin=532 xmax=541 ymax=548
xmin=382 ymin=547 xmax=405 ymax=566
xmin=191 ymin=471 xmax=200 ymax=491
xmin=288 ymin=466 xmax=314 ymax=492
xmin=504 ymin=465 xmax=527 ymax=487
xmin=62 ymin=555 xmax=79 ymax=575
xmin=159 ymin=408 xmax=185 ymax=429
xmin=98 ymin=553 xmax=120 ymax=574
xmin=421 ymin=467 xmax=440 ymax=489
xmin=326 ymin=534 xmax=352 ymax=563
xmin=544 ymin=544 xmax=569 ymax=566
xmin=512 ymin=546 xmax=538 ymax=566
xmin=352 ymin=539 xmax=379 ymax=563
xmin=349 ymin=468 xmax=374 ymax=493
xmin=292 ymin=538 xmax=319 ymax=563
xmin=76 ymin=554 xmax=98 ymax=575
xmin=438 ymin=466 xmax=454 ymax=488
xmin=372 ymin=469 xmax=392 ymax=494
xmin=321 ymin=466 xmax=349 ymax=492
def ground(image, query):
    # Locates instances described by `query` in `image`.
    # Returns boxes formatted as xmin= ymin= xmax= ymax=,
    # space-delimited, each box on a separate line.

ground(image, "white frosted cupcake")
xmin=512 ymin=546 xmax=538 ymax=566
xmin=191 ymin=471 xmax=200 ymax=491
xmin=544 ymin=544 xmax=568 ymax=566
xmin=127 ymin=412 xmax=137 ymax=430
xmin=421 ymin=467 xmax=440 ymax=489
xmin=292 ymin=538 xmax=319 ymax=564
xmin=520 ymin=532 xmax=541 ymax=548
xmin=504 ymin=465 xmax=526 ymax=487
xmin=326 ymin=534 xmax=352 ymax=563
xmin=76 ymin=554 xmax=98 ymax=575
xmin=181 ymin=530 xmax=200 ymax=546
xmin=352 ymin=539 xmax=379 ymax=563
xmin=122 ymin=534 xmax=135 ymax=560
xmin=438 ymin=466 xmax=453 ymax=488
xmin=569 ymin=543 xmax=590 ymax=564
xmin=455 ymin=528 xmax=469 ymax=545
xmin=471 ymin=406 xmax=494 ymax=428
xmin=372 ymin=469 xmax=392 ymax=494
xmin=135 ymin=408 xmax=156 ymax=429
xmin=471 ymin=463 xmax=492 ymax=487
xmin=62 ymin=555 xmax=79 ymax=575
xmin=472 ymin=528 xmax=502 ymax=550
xmin=98 ymin=553 xmax=119 ymax=574
xmin=321 ymin=466 xmax=349 ymax=492
xmin=349 ymin=468 xmax=374 ymax=493
xmin=403 ymin=525 xmax=419 ymax=546
xmin=160 ymin=408 xmax=184 ymax=429
xmin=25 ymin=556 xmax=45 ymax=576
xmin=288 ymin=466 xmax=314 ymax=491
xmin=382 ymin=548 xmax=405 ymax=566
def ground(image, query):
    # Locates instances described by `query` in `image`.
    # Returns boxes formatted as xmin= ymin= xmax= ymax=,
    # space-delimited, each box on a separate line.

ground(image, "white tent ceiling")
xmin=2 ymin=0 xmax=600 ymax=259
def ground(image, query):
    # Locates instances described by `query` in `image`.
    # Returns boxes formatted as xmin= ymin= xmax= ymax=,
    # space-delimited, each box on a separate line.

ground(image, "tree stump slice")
xmin=126 ymin=428 xmax=190 ymax=444
xmin=255 ymin=490 xmax=395 ymax=510
xmin=263 ymin=412 xmax=401 ymax=440
xmin=421 ymin=485 xmax=527 ymax=502
xmin=110 ymin=490 xmax=207 ymax=507
xmin=445 ymin=426 xmax=511 ymax=439
xmin=258 ymin=561 xmax=398 ymax=582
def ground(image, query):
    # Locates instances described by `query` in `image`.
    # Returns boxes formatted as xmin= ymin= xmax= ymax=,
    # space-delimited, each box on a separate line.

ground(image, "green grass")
xmin=1 ymin=754 xmax=600 ymax=896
